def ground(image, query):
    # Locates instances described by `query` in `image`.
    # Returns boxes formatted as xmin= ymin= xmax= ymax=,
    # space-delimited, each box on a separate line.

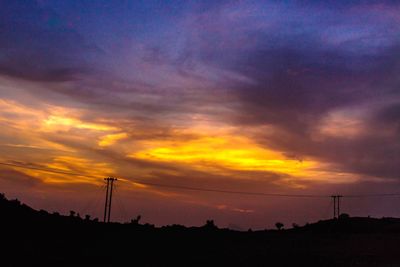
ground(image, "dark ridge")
xmin=1 ymin=193 xmax=400 ymax=266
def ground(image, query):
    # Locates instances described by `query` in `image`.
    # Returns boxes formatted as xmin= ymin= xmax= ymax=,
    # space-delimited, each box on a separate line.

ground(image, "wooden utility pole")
xmin=331 ymin=195 xmax=343 ymax=219
xmin=104 ymin=177 xmax=117 ymax=223
xmin=332 ymin=195 xmax=336 ymax=218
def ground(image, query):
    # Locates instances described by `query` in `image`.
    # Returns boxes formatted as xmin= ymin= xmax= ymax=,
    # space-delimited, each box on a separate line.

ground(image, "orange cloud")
xmin=98 ymin=133 xmax=128 ymax=147
xmin=131 ymin=129 xmax=316 ymax=178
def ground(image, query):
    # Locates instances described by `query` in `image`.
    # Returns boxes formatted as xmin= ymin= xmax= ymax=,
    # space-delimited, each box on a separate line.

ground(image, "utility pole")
xmin=103 ymin=177 xmax=117 ymax=223
xmin=331 ymin=195 xmax=343 ymax=219
xmin=103 ymin=178 xmax=110 ymax=222
xmin=332 ymin=195 xmax=337 ymax=219
xmin=337 ymin=195 xmax=342 ymax=217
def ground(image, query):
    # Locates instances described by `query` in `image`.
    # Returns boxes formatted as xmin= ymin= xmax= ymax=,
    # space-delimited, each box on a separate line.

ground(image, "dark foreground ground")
xmin=2 ymin=194 xmax=400 ymax=267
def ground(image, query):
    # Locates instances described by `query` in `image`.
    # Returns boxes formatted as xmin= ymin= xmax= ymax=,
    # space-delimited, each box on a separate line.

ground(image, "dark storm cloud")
xmin=226 ymin=39 xmax=400 ymax=179
xmin=0 ymin=0 xmax=101 ymax=82
xmin=152 ymin=0 xmax=399 ymax=181
xmin=375 ymin=103 xmax=400 ymax=126
xmin=232 ymin=42 xmax=397 ymax=123
xmin=261 ymin=129 xmax=400 ymax=179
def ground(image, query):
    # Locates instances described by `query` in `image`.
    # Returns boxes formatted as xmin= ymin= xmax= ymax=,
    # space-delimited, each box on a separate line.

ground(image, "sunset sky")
xmin=1 ymin=0 xmax=400 ymax=229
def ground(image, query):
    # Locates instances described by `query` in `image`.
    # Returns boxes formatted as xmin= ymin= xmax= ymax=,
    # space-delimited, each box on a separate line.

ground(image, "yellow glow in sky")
xmin=99 ymin=132 xmax=128 ymax=147
xmin=20 ymin=156 xmax=114 ymax=185
xmin=0 ymin=97 xmax=361 ymax=193
xmin=132 ymin=134 xmax=317 ymax=177
xmin=43 ymin=115 xmax=118 ymax=132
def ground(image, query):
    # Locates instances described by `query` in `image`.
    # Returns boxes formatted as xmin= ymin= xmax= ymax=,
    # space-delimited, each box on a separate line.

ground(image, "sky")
xmin=0 ymin=0 xmax=400 ymax=229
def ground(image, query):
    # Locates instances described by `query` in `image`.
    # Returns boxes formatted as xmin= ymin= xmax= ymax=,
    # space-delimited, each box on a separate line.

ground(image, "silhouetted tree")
xmin=69 ymin=210 xmax=76 ymax=217
xmin=131 ymin=215 xmax=142 ymax=225
xmin=292 ymin=223 xmax=299 ymax=229
xmin=275 ymin=222 xmax=284 ymax=230
xmin=339 ymin=213 xmax=350 ymax=220
xmin=204 ymin=220 xmax=217 ymax=229
xmin=84 ymin=214 xmax=91 ymax=221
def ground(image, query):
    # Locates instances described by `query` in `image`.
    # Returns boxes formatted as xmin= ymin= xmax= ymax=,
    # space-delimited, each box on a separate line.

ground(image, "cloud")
xmin=0 ymin=0 xmax=101 ymax=82
xmin=0 ymin=169 xmax=41 ymax=188
xmin=180 ymin=2 xmax=400 ymax=181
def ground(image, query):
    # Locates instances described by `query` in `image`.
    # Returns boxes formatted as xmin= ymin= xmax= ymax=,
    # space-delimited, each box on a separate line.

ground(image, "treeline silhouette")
xmin=2 ymin=193 xmax=400 ymax=266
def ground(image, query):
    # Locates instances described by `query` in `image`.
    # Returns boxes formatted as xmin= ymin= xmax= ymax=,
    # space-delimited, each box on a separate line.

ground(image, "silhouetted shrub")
xmin=85 ymin=215 xmax=91 ymax=221
xmin=275 ymin=222 xmax=284 ymax=230
xmin=292 ymin=223 xmax=299 ymax=229
xmin=339 ymin=213 xmax=350 ymax=220
xmin=131 ymin=215 xmax=142 ymax=225
xmin=205 ymin=219 xmax=217 ymax=229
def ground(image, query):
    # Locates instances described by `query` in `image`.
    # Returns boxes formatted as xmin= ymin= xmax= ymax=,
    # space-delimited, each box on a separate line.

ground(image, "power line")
xmin=113 ymin=184 xmax=130 ymax=222
xmin=2 ymin=161 xmax=400 ymax=199
xmin=0 ymin=162 xmax=102 ymax=179
xmin=125 ymin=180 xmax=329 ymax=198
xmin=343 ymin=193 xmax=400 ymax=198
xmin=81 ymin=184 xmax=107 ymax=216
xmin=0 ymin=161 xmax=328 ymax=198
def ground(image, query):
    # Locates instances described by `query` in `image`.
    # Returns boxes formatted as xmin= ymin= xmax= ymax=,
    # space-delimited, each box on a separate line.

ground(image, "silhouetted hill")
xmin=1 ymin=193 xmax=400 ymax=266
xmin=296 ymin=216 xmax=400 ymax=234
